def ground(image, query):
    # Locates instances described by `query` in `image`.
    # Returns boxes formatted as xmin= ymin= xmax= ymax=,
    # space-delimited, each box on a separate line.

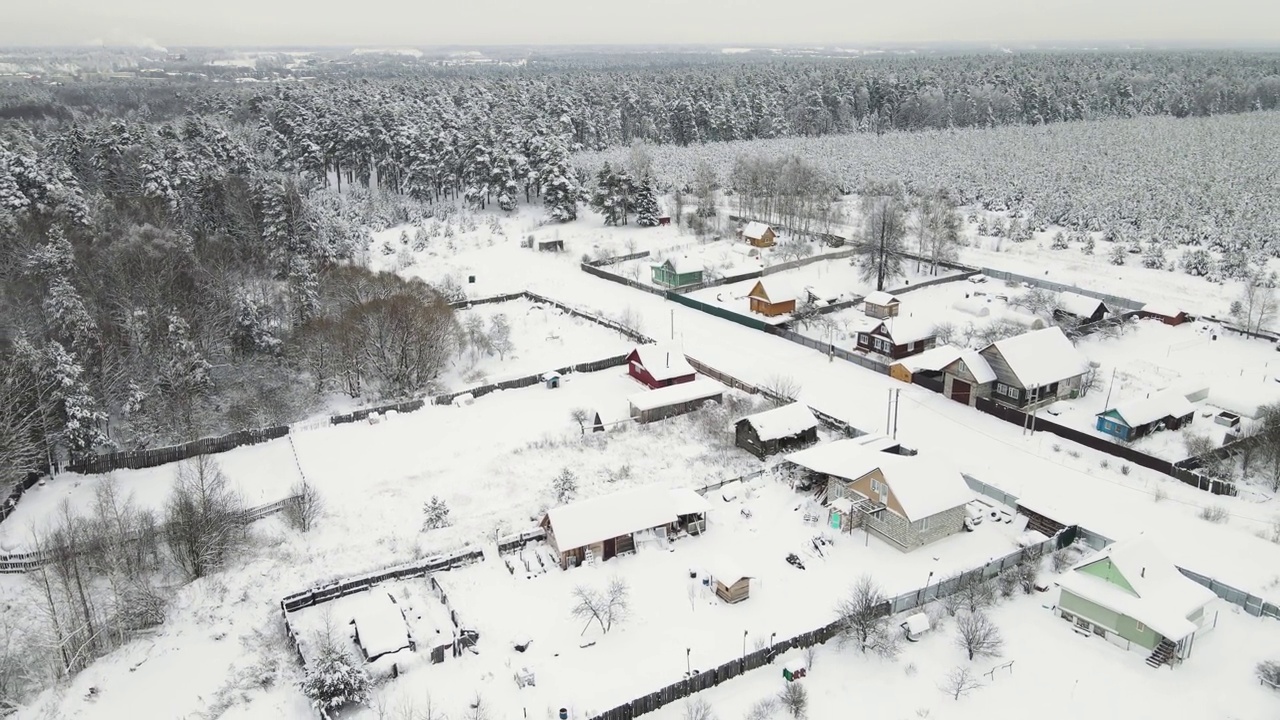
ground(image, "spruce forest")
xmin=2 ymin=49 xmax=1280 ymax=488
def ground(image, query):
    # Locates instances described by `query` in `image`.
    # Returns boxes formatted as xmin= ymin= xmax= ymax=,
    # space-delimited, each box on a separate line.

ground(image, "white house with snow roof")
xmin=540 ymin=486 xmax=711 ymax=568
xmin=1054 ymin=536 xmax=1216 ymax=667
xmin=734 ymin=402 xmax=819 ymax=458
xmin=975 ymin=326 xmax=1092 ymax=409
xmin=785 ymin=440 xmax=973 ymax=550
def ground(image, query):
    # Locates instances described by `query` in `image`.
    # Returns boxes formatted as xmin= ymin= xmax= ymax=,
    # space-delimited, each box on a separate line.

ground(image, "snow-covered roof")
xmin=1056 ymin=291 xmax=1107 ymax=319
xmin=1057 ymin=536 xmax=1215 ymax=641
xmin=784 ymin=657 xmax=807 ymax=672
xmin=878 ymin=315 xmax=936 ymax=345
xmin=742 ymin=221 xmax=773 ymax=240
xmin=594 ymin=403 xmax=631 ymax=428
xmin=804 ymin=282 xmax=845 ymax=303
xmin=351 ymin=590 xmax=411 ymax=661
xmin=629 ymin=378 xmax=724 ymax=412
xmin=830 ymin=497 xmax=854 ymax=514
xmin=743 ymin=403 xmax=819 ymax=441
xmin=1105 ymin=391 xmax=1196 ymax=427
xmin=747 ymin=279 xmax=799 ymax=304
xmin=670 ymin=487 xmax=712 ymax=517
xmin=709 ymin=557 xmax=750 ymax=584
xmin=658 ymin=255 xmax=704 ymax=274
xmin=544 ymin=486 xmax=694 ymax=551
xmin=850 ymin=434 xmax=902 ymax=453
xmin=893 ymin=345 xmax=964 ymax=373
xmin=630 ymin=344 xmax=696 ymax=381
xmin=903 ymin=613 xmax=930 ymax=635
xmin=1140 ymin=303 xmax=1184 ymax=318
xmin=785 ymin=442 xmax=972 ymax=521
xmin=987 ymin=326 xmax=1090 ymax=388
xmin=1208 ymin=380 xmax=1280 ymax=420
xmin=864 ymin=291 xmax=899 ymax=306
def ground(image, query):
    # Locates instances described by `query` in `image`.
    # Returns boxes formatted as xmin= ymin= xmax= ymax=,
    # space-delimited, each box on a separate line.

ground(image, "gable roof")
xmin=1056 ymin=536 xmax=1215 ymax=641
xmin=741 ymin=402 xmax=819 ymax=441
xmin=659 ymin=255 xmax=703 ymax=275
xmin=1102 ymin=391 xmax=1196 ymax=428
xmin=785 ymin=441 xmax=971 ymax=522
xmin=629 ymin=378 xmax=725 ymax=412
xmin=986 ymin=326 xmax=1090 ymax=388
xmin=864 ymin=290 xmax=900 ymax=306
xmin=544 ymin=486 xmax=695 ymax=551
xmin=630 ymin=344 xmax=696 ymax=381
xmin=1056 ymin=291 xmax=1108 ymax=318
xmin=1140 ymin=302 xmax=1185 ymax=318
xmin=877 ymin=315 xmax=937 ymax=345
xmin=747 ymin=279 xmax=799 ymax=305
xmin=897 ymin=345 xmax=997 ymax=384
xmin=742 ymin=221 xmax=773 ymax=240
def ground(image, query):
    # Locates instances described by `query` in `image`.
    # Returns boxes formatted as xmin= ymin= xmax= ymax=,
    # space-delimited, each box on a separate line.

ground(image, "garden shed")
xmin=709 ymin=559 xmax=752 ymax=604
xmin=628 ymin=378 xmax=725 ymax=423
xmin=734 ymin=402 xmax=819 ymax=458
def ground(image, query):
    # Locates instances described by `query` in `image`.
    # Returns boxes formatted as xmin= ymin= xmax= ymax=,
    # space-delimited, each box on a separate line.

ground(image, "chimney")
xmin=1141 ymin=567 xmax=1146 ymax=578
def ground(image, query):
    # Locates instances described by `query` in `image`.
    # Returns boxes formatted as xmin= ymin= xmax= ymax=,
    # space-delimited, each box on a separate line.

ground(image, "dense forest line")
xmin=2 ymin=51 xmax=1279 ymax=488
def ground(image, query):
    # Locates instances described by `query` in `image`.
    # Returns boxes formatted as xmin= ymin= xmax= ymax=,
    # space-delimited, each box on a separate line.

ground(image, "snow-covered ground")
xmin=13 ymin=202 xmax=1280 ymax=720
xmin=442 ymin=297 xmax=636 ymax=387
xmin=303 ymin=478 xmax=1030 ymax=719
xmin=684 ymin=259 xmax=958 ymax=325
xmin=642 ymin=592 xmax=1280 ymax=720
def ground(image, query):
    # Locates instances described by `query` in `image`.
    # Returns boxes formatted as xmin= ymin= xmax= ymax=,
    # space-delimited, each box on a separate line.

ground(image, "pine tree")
xmin=590 ymin=162 xmax=625 ymax=226
xmin=1082 ymin=236 xmax=1096 ymax=255
xmin=1108 ymin=243 xmax=1127 ymax=266
xmin=1141 ymin=242 xmax=1166 ymax=269
xmin=1051 ymin=231 xmax=1069 ymax=250
xmin=298 ymin=642 xmax=372 ymax=712
xmin=45 ymin=341 xmax=110 ymax=463
xmin=633 ymin=174 xmax=661 ymax=227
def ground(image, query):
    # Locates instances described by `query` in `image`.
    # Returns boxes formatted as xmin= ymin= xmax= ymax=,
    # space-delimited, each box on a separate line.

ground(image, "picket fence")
xmin=0 ymin=494 xmax=301 ymax=574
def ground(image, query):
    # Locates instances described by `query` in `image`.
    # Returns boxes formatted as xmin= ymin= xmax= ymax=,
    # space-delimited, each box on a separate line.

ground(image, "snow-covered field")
xmin=609 ymin=235 xmax=853 ymax=291
xmin=684 ymin=259 xmax=958 ymax=325
xmin=13 ymin=202 xmax=1280 ymax=720
xmin=642 ymin=592 xmax=1280 ymax=720
xmin=442 ymin=297 xmax=636 ymax=387
xmin=299 ymin=478 xmax=1030 ymax=719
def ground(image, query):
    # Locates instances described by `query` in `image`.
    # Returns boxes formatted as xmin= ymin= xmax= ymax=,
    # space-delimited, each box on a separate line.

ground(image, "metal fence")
xmin=580 ymin=262 xmax=668 ymax=297
xmin=962 ymin=473 xmax=1020 ymax=509
xmin=666 ymin=292 xmax=771 ymax=331
xmin=1178 ymin=567 xmax=1280 ymax=620
xmin=432 ymin=353 xmax=631 ymax=406
xmin=888 ymin=269 xmax=984 ymax=295
xmin=770 ymin=328 xmax=891 ymax=375
xmin=980 ymin=268 xmax=1145 ymax=311
xmin=759 ymin=248 xmax=858 ymax=276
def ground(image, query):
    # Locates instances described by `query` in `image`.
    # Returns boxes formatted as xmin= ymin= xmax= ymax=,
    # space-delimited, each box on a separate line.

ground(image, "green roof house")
xmin=1054 ymin=536 xmax=1216 ymax=668
xmin=651 ymin=255 xmax=704 ymax=289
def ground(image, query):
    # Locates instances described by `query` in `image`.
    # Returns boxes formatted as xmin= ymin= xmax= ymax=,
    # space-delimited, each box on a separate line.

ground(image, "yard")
xmin=349 ymin=476 xmax=1031 ymax=719
xmin=639 ymin=590 xmax=1280 ymax=720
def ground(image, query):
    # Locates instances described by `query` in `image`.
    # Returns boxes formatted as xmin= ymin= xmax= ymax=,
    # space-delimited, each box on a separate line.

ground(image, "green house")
xmin=651 ymin=256 xmax=704 ymax=289
xmin=1054 ymin=537 xmax=1216 ymax=668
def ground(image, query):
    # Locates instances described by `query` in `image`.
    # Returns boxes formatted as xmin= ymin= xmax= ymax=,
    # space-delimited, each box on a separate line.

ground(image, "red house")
xmin=1138 ymin=303 xmax=1189 ymax=326
xmin=627 ymin=344 xmax=696 ymax=389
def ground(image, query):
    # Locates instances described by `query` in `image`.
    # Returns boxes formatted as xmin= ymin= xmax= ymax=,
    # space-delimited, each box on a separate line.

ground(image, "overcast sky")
xmin=4 ymin=0 xmax=1278 ymax=48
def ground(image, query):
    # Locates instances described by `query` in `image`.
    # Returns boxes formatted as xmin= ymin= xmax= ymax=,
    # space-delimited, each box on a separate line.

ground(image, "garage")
xmin=950 ymin=379 xmax=972 ymax=405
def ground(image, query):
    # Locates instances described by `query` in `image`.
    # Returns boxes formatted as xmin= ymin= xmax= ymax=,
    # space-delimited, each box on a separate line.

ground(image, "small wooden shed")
xmin=710 ymin=560 xmax=752 ymax=604
xmin=741 ymin=221 xmax=777 ymax=248
xmin=746 ymin=280 xmax=798 ymax=317
xmin=863 ymin=291 xmax=901 ymax=319
xmin=1138 ymin=303 xmax=1189 ymax=326
xmin=734 ymin=403 xmax=819 ymax=458
xmin=628 ymin=379 xmax=725 ymax=423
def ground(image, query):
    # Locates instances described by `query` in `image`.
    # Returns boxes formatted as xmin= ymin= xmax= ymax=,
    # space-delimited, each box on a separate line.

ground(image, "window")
xmin=874 ymin=337 xmax=891 ymax=354
xmin=1092 ymin=624 xmax=1106 ymax=637
xmin=995 ymin=382 xmax=1021 ymax=399
xmin=1135 ymin=621 xmax=1146 ymax=633
xmin=958 ymin=361 xmax=968 ymax=376
xmin=917 ymin=516 xmax=931 ymax=531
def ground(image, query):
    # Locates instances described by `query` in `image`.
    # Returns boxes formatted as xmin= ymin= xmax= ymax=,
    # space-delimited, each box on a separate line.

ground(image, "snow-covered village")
xmin=3 ymin=9 xmax=1280 ymax=720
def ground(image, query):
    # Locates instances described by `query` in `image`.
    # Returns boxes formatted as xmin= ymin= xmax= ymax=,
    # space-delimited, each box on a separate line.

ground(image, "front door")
xmin=951 ymin=378 xmax=972 ymax=405
xmin=603 ymin=537 xmax=617 ymax=561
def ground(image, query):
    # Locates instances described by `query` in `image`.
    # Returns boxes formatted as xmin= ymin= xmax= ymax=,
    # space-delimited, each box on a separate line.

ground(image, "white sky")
xmin=3 ymin=0 xmax=1278 ymax=48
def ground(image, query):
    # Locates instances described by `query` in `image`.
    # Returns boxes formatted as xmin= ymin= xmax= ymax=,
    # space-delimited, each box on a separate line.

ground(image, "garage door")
xmin=951 ymin=379 xmax=971 ymax=405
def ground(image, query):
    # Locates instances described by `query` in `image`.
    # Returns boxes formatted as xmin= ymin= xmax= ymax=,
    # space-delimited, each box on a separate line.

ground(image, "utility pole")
xmin=892 ymin=388 xmax=901 ymax=439
xmin=670 ymin=309 xmax=674 ymax=341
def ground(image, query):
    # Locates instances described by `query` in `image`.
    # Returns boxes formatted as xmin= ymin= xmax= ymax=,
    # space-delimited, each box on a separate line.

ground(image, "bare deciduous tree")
xmin=955 ymin=611 xmax=1004 ymax=661
xmin=164 ymin=456 xmax=245 ymax=581
xmin=939 ymin=666 xmax=983 ymax=700
xmin=777 ymin=681 xmax=808 ymax=718
xmin=683 ymin=696 xmax=718 ymax=720
xmin=852 ymin=194 xmax=908 ymax=292
xmin=1231 ymin=269 xmax=1278 ymax=333
xmin=570 ymin=408 xmax=590 ymax=435
xmin=570 ymin=576 xmax=630 ymax=634
xmin=761 ymin=375 xmax=802 ymax=405
xmin=835 ymin=575 xmax=896 ymax=656
xmin=283 ymin=479 xmax=323 ymax=533
xmin=487 ymin=313 xmax=513 ymax=362
xmin=743 ymin=697 xmax=779 ymax=720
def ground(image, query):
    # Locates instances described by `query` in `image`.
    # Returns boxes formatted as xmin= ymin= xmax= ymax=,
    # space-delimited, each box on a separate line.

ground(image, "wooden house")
xmin=746 ymin=280 xmax=798 ymax=317
xmin=1054 ymin=536 xmax=1216 ymax=667
xmin=1138 ymin=303 xmax=1189 ymax=326
xmin=627 ymin=344 xmax=696 ymax=389
xmin=741 ymin=221 xmax=777 ymax=248
xmin=863 ymin=291 xmax=901 ymax=319
xmin=938 ymin=349 xmax=997 ymax=406
xmin=709 ymin=560 xmax=752 ymax=604
xmin=890 ymin=344 xmax=968 ymax=386
xmin=734 ymin=403 xmax=819 ymax=458
xmin=786 ymin=440 xmax=972 ymax=551
xmin=651 ymin=256 xmax=705 ymax=289
xmin=1054 ymin=291 xmax=1109 ymax=324
xmin=1096 ymin=392 xmax=1195 ymax=442
xmin=540 ymin=486 xmax=710 ymax=568
xmin=853 ymin=316 xmax=937 ymax=360
xmin=969 ymin=327 xmax=1091 ymax=410
xmin=629 ymin=379 xmax=724 ymax=423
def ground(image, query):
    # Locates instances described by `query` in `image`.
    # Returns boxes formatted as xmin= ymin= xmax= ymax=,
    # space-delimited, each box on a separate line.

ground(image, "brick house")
xmin=785 ymin=440 xmax=973 ymax=551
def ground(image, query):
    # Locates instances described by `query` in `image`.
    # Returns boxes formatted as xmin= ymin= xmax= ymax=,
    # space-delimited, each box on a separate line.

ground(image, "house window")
xmin=995 ymin=383 xmax=1021 ymax=399
xmin=917 ymin=516 xmax=931 ymax=531
xmin=958 ymin=361 xmax=967 ymax=376
xmin=1135 ymin=621 xmax=1146 ymax=633
xmin=874 ymin=337 xmax=891 ymax=354
xmin=870 ymin=479 xmax=887 ymax=498
xmin=1092 ymin=624 xmax=1105 ymax=637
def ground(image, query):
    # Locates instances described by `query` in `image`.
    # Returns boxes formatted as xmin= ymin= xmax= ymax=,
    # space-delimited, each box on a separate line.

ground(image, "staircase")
xmin=1145 ymin=638 xmax=1176 ymax=668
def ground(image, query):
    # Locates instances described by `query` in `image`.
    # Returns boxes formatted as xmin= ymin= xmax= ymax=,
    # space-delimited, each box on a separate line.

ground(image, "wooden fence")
xmin=432 ymin=354 xmax=631 ymax=406
xmin=65 ymin=425 xmax=290 ymax=475
xmin=586 ymin=251 xmax=652 ymax=268
xmin=972 ymin=396 xmax=1237 ymax=496
xmin=0 ymin=494 xmax=301 ymax=574
xmin=979 ymin=268 xmax=1145 ymax=311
